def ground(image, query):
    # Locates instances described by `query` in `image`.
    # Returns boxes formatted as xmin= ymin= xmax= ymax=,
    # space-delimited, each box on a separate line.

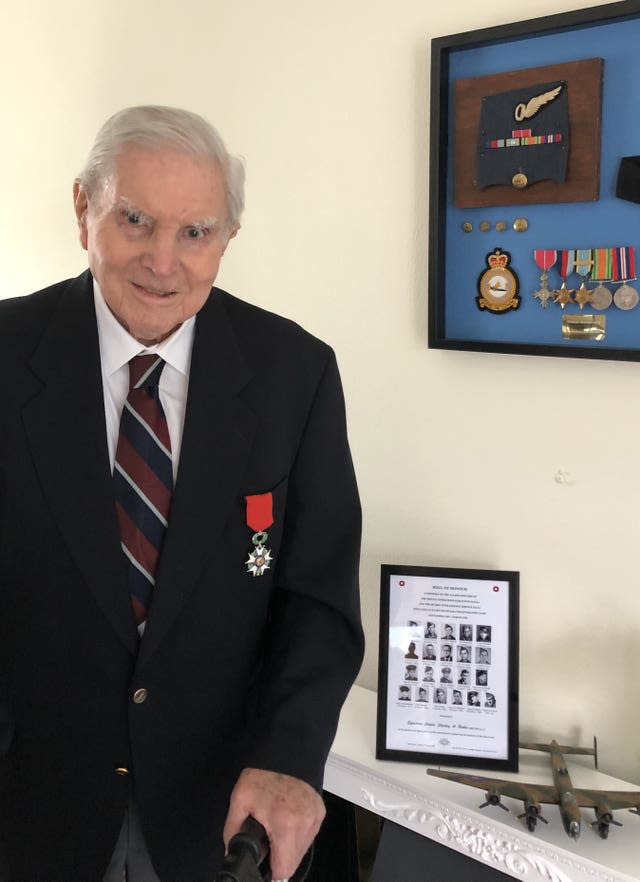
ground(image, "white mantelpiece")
xmin=324 ymin=686 xmax=640 ymax=882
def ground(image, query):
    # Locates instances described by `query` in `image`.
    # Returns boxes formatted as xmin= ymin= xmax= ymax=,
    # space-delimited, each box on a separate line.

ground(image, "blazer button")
xmin=115 ymin=767 xmax=130 ymax=776
xmin=133 ymin=688 xmax=148 ymax=704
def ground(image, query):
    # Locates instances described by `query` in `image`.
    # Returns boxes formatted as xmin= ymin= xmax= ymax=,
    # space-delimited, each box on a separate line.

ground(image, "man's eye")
xmin=126 ymin=212 xmax=141 ymax=225
xmin=186 ymin=227 xmax=208 ymax=239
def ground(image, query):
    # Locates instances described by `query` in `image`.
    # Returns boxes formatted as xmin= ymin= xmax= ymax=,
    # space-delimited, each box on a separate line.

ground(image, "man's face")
xmin=74 ymin=145 xmax=236 ymax=345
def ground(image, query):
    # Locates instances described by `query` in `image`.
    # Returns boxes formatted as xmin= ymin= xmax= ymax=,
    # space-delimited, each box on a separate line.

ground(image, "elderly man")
xmin=0 ymin=106 xmax=363 ymax=882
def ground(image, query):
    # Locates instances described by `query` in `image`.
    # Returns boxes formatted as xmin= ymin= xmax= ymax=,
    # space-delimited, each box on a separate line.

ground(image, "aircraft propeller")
xmin=591 ymin=807 xmax=623 ymax=839
xmin=518 ymin=800 xmax=548 ymax=832
xmin=479 ymin=790 xmax=510 ymax=812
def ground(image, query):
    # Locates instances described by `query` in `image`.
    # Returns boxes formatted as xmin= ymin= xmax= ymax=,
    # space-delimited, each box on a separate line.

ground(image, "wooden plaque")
xmin=453 ymin=58 xmax=603 ymax=208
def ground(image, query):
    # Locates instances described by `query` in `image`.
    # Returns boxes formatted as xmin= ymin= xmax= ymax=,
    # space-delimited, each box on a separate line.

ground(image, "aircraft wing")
xmin=519 ymin=740 xmax=596 ymax=757
xmin=427 ymin=769 xmax=559 ymax=804
xmin=572 ymin=788 xmax=640 ymax=810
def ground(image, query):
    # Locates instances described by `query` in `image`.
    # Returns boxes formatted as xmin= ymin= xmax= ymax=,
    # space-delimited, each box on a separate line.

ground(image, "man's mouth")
xmin=132 ymin=282 xmax=177 ymax=298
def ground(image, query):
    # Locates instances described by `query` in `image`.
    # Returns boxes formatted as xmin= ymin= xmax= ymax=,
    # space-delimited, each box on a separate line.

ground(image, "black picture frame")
xmin=428 ymin=0 xmax=640 ymax=361
xmin=377 ymin=564 xmax=519 ymax=771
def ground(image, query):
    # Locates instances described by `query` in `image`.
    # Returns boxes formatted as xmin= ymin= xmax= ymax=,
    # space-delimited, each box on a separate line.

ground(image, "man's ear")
xmin=222 ymin=224 xmax=240 ymax=254
xmin=73 ymin=180 xmax=89 ymax=251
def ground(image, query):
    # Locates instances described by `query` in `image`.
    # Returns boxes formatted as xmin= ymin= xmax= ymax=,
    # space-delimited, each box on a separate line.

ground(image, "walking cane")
xmin=212 ymin=815 xmax=312 ymax=882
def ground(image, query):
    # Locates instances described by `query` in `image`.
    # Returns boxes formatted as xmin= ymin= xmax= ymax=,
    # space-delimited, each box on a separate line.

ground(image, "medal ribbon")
xmin=593 ymin=248 xmax=612 ymax=281
xmin=575 ymin=249 xmax=592 ymax=280
xmin=533 ymin=250 xmax=557 ymax=272
xmin=245 ymin=492 xmax=274 ymax=532
xmin=560 ymin=249 xmax=575 ymax=279
xmin=618 ymin=245 xmax=636 ymax=280
xmin=612 ymin=248 xmax=620 ymax=282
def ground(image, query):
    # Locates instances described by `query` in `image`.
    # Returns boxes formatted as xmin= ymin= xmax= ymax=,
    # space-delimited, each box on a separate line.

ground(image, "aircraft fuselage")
xmin=550 ymin=740 xmax=581 ymax=838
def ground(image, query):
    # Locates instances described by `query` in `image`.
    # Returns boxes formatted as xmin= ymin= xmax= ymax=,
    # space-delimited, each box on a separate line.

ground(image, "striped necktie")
xmin=114 ymin=355 xmax=173 ymax=625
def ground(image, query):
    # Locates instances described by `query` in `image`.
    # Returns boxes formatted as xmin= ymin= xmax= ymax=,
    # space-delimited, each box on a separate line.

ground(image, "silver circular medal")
xmin=613 ymin=283 xmax=640 ymax=310
xmin=590 ymin=283 xmax=613 ymax=310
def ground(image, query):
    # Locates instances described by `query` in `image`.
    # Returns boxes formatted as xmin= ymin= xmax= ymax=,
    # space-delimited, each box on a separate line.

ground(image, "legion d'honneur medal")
xmin=245 ymin=492 xmax=274 ymax=577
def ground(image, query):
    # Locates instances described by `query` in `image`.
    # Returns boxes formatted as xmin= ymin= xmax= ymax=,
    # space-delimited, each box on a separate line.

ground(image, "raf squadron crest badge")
xmin=476 ymin=248 xmax=521 ymax=313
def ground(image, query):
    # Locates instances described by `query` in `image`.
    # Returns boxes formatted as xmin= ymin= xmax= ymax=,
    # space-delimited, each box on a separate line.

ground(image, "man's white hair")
xmin=77 ymin=105 xmax=245 ymax=233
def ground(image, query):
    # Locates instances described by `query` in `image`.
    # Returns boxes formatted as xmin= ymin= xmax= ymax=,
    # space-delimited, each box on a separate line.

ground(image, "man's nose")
xmin=142 ymin=229 xmax=178 ymax=276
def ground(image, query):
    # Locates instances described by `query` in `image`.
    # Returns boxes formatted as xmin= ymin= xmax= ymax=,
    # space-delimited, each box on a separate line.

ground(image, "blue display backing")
xmin=444 ymin=17 xmax=640 ymax=350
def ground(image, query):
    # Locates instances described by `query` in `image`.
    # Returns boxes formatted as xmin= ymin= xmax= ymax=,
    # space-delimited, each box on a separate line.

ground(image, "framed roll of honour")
xmin=377 ymin=564 xmax=519 ymax=771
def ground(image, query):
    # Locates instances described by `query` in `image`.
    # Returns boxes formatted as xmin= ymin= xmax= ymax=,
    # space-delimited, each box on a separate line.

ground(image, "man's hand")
xmin=223 ymin=768 xmax=325 ymax=880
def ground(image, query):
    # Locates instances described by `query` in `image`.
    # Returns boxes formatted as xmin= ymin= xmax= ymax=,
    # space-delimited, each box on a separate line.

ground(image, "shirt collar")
xmin=93 ymin=279 xmax=195 ymax=378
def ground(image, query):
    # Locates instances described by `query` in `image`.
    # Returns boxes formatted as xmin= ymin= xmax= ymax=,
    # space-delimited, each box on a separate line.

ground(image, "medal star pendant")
xmin=574 ymin=283 xmax=591 ymax=310
xmin=533 ymin=287 xmax=553 ymax=308
xmin=246 ymin=544 xmax=273 ymax=577
xmin=553 ymin=283 xmax=574 ymax=309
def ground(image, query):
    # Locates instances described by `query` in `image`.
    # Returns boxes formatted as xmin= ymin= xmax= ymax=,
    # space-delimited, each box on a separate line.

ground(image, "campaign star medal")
xmin=245 ymin=492 xmax=274 ymax=577
xmin=553 ymin=249 xmax=575 ymax=309
xmin=476 ymin=248 xmax=520 ymax=313
xmin=574 ymin=249 xmax=593 ymax=310
xmin=532 ymin=249 xmax=557 ymax=308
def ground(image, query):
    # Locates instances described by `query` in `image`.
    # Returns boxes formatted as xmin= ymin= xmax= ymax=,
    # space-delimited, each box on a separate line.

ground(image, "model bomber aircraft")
xmin=427 ymin=739 xmax=640 ymax=839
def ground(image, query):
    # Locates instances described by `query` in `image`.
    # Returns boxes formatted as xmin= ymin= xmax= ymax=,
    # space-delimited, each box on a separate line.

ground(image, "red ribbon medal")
xmin=245 ymin=493 xmax=274 ymax=577
xmin=245 ymin=492 xmax=273 ymax=532
xmin=532 ymin=249 xmax=557 ymax=308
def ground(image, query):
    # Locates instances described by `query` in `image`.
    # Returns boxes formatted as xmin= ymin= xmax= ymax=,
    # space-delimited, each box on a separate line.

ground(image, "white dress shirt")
xmin=93 ymin=281 xmax=196 ymax=481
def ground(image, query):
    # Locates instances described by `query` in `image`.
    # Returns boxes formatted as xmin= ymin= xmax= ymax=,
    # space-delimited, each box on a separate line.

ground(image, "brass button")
xmin=115 ymin=767 xmax=130 ymax=776
xmin=512 ymin=172 xmax=528 ymax=189
xmin=133 ymin=688 xmax=148 ymax=704
xmin=513 ymin=217 xmax=529 ymax=233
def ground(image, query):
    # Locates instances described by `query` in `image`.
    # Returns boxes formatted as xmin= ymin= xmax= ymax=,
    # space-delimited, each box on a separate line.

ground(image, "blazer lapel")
xmin=137 ymin=291 xmax=257 ymax=668
xmin=22 ymin=272 xmax=139 ymax=655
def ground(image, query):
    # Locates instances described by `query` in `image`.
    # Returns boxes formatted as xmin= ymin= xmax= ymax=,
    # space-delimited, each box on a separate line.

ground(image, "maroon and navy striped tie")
xmin=114 ymin=355 xmax=173 ymax=625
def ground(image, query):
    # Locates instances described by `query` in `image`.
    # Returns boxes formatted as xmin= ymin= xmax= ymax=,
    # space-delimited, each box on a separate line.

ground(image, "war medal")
xmin=476 ymin=248 xmax=520 ymax=313
xmin=532 ymin=249 xmax=557 ymax=308
xmin=613 ymin=246 xmax=639 ymax=310
xmin=245 ymin=492 xmax=274 ymax=577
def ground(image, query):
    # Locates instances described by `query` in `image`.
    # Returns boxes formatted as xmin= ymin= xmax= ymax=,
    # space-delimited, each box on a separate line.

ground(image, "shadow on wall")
xmin=519 ymin=626 xmax=640 ymax=784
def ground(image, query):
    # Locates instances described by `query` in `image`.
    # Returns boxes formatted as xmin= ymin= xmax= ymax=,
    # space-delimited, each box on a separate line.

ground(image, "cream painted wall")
xmin=3 ymin=0 xmax=639 ymax=784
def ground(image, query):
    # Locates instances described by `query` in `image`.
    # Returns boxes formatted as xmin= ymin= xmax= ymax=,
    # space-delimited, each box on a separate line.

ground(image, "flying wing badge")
xmin=477 ymin=80 xmax=568 ymax=190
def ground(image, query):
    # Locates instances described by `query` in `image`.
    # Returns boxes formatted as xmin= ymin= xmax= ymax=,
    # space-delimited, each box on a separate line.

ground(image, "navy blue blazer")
xmin=0 ymin=271 xmax=363 ymax=882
